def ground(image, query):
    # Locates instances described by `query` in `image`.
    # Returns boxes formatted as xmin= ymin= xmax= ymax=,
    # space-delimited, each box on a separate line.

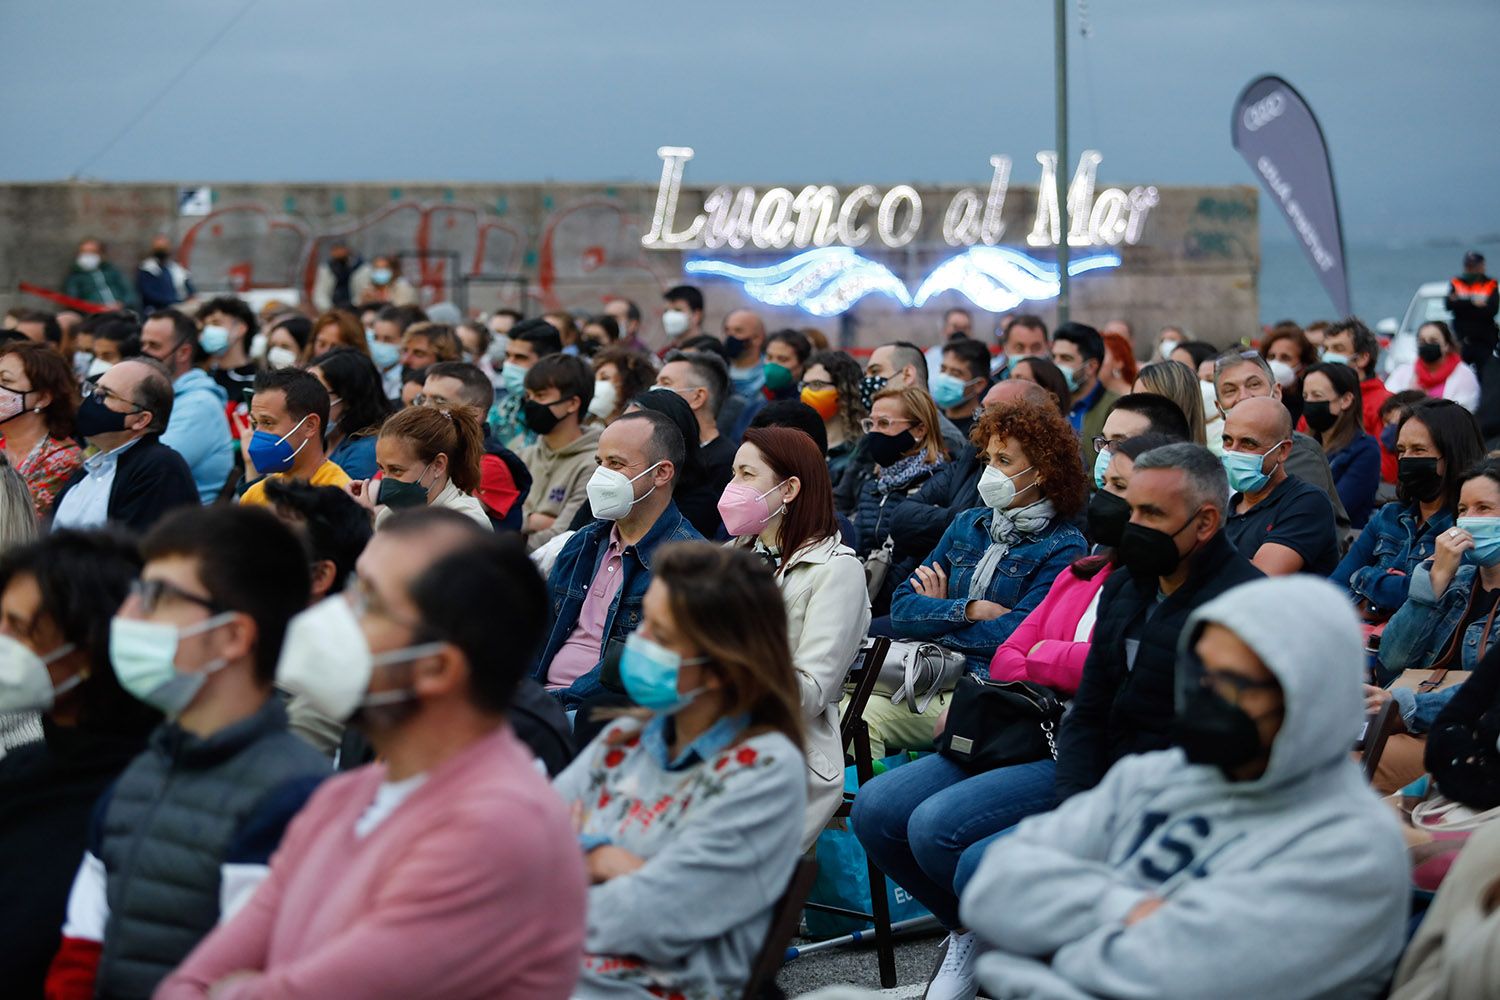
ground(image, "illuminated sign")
xmin=683 ymin=246 xmax=1121 ymax=318
xmin=642 ymin=146 xmax=1158 ymax=252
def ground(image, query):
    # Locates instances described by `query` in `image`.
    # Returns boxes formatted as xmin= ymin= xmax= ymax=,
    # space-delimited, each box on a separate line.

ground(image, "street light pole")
xmin=1054 ymin=0 xmax=1070 ymax=326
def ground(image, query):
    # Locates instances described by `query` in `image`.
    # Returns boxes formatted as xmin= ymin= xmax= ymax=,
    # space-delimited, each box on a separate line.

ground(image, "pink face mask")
xmin=717 ymin=480 xmax=787 ymax=538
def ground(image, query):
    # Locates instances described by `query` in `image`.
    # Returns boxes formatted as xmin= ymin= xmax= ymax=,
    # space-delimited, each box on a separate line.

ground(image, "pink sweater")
xmin=155 ymin=726 xmax=587 ymax=1000
xmin=988 ymin=563 xmax=1112 ymax=693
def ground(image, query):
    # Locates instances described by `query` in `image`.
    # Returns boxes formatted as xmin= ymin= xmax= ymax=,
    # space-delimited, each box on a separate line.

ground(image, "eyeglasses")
xmin=412 ymin=393 xmax=453 ymax=408
xmin=1200 ymin=668 xmax=1281 ymax=706
xmin=799 ymin=379 xmax=835 ymax=392
xmin=130 ymin=578 xmax=224 ymax=616
xmin=860 ymin=416 xmax=914 ymax=434
xmin=81 ymin=380 xmax=145 ymax=413
xmin=1090 ymin=435 xmax=1116 ymax=455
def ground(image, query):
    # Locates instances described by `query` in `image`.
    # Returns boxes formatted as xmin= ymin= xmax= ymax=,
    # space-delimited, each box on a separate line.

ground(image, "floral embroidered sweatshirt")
xmin=554 ymin=714 xmax=806 ymax=1000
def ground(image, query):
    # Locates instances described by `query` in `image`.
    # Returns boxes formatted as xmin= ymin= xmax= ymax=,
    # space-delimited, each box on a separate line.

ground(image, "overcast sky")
xmin=3 ymin=0 xmax=1495 ymax=244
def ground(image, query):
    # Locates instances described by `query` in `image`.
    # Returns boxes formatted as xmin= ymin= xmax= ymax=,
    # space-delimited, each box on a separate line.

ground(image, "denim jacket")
xmin=1379 ymin=558 xmax=1497 ymax=686
xmin=1330 ymin=500 xmax=1453 ymax=613
xmin=889 ymin=506 xmax=1086 ymax=668
xmin=533 ymin=501 xmax=703 ymax=706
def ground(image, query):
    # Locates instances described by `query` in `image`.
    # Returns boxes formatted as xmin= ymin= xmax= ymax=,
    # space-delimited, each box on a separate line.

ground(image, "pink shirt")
xmin=989 ymin=563 xmax=1113 ymax=694
xmin=546 ymin=527 xmax=626 ymax=689
xmin=155 ymin=726 xmax=587 ymax=1000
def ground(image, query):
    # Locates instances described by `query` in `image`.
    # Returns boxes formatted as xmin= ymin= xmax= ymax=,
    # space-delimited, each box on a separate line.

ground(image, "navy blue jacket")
xmin=1327 ymin=431 xmax=1381 ymax=529
xmin=534 ymin=501 xmax=703 ymax=706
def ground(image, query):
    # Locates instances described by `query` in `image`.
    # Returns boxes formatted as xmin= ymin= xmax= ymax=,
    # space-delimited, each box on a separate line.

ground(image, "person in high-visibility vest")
xmin=1446 ymin=250 xmax=1499 ymax=369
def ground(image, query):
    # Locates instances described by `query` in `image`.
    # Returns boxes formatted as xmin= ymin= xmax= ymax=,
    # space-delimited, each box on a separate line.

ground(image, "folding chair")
xmin=802 ymin=636 xmax=898 ymax=988
xmin=1358 ymin=698 xmax=1402 ymax=782
xmin=740 ymin=857 xmax=819 ymax=1000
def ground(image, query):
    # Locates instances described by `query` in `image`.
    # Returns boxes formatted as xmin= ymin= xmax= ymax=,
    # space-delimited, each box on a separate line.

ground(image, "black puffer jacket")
xmin=1054 ymin=530 xmax=1264 ymax=801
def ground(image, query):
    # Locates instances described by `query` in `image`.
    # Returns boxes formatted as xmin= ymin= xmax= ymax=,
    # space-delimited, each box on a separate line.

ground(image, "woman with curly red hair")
xmin=853 ymin=394 xmax=1090 ymax=999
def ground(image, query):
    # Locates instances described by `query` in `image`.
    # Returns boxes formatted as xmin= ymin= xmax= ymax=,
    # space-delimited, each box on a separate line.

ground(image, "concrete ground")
xmin=775 ymin=928 xmax=946 ymax=998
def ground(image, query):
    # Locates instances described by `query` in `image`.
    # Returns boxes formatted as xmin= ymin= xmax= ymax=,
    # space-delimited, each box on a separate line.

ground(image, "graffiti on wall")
xmin=171 ymin=195 xmax=678 ymax=314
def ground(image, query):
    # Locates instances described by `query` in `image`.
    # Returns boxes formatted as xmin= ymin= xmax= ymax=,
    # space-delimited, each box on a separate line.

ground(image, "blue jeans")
xmin=851 ymin=751 xmax=1057 ymax=930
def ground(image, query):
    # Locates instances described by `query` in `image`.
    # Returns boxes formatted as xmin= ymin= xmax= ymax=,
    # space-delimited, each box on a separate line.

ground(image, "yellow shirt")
xmin=240 ymin=459 xmax=352 ymax=506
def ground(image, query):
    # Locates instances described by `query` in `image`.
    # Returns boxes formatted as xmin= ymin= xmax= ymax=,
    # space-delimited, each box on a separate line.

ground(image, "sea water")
xmin=1260 ymin=238 xmax=1500 ymax=328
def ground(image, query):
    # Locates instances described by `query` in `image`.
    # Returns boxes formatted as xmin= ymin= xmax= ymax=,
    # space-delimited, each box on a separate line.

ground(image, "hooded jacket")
xmin=160 ymin=368 xmax=233 ymax=503
xmin=520 ymin=427 xmax=601 ymax=552
xmin=961 ymin=575 xmax=1410 ymax=1000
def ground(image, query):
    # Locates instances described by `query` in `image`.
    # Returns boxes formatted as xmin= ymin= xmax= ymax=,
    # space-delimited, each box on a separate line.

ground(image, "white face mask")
xmin=661 ymin=310 xmax=691 ymax=338
xmin=0 ymin=635 xmax=79 ymax=713
xmin=266 ymin=346 xmax=299 ymax=370
xmin=76 ymin=253 xmax=101 ymax=271
xmin=977 ymin=464 xmax=1037 ymax=512
xmin=1159 ymin=339 xmax=1180 ymax=360
xmin=588 ymin=379 xmax=619 ymax=420
xmin=1267 ymin=358 xmax=1297 ymax=388
xmin=248 ymin=332 xmax=269 ymax=359
xmin=88 ymin=356 xmax=115 ymax=380
xmin=276 ymin=594 xmax=444 ymax=723
xmin=586 ymin=461 xmax=664 ymax=520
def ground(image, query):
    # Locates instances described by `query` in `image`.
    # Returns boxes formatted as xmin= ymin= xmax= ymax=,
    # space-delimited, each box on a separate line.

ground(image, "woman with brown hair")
xmin=589 ymin=346 xmax=656 ymax=426
xmin=344 ymin=404 xmax=489 ymax=529
xmin=718 ymin=426 xmax=870 ymax=848
xmin=309 ymin=309 xmax=370 ymax=359
xmin=1261 ymin=321 xmax=1319 ymax=425
xmin=0 ymin=342 xmax=81 ymax=516
xmin=555 ymin=542 xmax=807 ymax=1000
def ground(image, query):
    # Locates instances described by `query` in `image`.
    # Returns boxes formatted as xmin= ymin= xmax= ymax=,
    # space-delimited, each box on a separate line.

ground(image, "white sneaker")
xmin=924 ymin=930 xmax=979 ymax=1000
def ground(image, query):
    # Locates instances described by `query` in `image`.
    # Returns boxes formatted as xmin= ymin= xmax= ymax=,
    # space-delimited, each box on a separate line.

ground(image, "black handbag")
xmin=935 ymin=674 xmax=1064 ymax=773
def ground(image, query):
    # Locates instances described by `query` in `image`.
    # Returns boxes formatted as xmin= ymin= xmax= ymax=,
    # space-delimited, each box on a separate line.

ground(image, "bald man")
xmin=1220 ymin=396 xmax=1339 ymax=576
xmin=886 ymin=380 xmax=1065 ymax=569
xmin=723 ymin=308 xmax=768 ymax=401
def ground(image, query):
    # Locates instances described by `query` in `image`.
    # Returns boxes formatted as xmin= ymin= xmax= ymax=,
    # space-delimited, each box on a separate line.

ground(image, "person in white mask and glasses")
xmin=532 ymin=411 xmax=703 ymax=712
xmin=45 ymin=506 xmax=328 ymax=1000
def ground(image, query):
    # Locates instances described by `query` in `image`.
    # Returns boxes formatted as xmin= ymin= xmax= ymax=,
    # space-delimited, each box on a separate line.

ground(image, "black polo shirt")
xmin=1225 ymin=473 xmax=1339 ymax=575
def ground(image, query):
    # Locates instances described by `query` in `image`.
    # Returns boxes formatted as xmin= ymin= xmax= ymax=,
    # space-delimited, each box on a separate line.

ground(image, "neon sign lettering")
xmin=643 ymin=146 xmax=1157 ymax=251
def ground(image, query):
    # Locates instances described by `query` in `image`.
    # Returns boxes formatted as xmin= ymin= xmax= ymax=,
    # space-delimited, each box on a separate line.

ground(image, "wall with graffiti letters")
xmin=0 ymin=181 xmax=1259 ymax=349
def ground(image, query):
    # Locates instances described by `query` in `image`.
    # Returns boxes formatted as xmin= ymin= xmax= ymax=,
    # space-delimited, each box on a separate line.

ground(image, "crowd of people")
xmin=0 ymin=238 xmax=1498 ymax=1000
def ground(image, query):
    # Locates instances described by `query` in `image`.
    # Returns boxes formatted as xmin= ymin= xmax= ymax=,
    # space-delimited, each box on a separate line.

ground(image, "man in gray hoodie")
xmin=959 ymin=575 xmax=1410 ymax=1000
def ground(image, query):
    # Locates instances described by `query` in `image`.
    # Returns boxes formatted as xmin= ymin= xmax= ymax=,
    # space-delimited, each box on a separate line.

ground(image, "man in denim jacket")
xmin=533 ymin=412 xmax=702 ymax=710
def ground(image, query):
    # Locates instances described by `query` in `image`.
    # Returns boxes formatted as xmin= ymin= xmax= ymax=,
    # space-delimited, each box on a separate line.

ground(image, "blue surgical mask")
xmin=1380 ymin=424 xmax=1400 ymax=453
xmin=1221 ymin=441 xmax=1285 ymax=494
xmin=1060 ymin=363 xmax=1080 ymax=393
xmin=501 ymin=361 xmax=528 ymax=396
xmin=371 ymin=267 xmax=393 ymax=286
xmin=247 ymin=414 xmax=311 ymax=474
xmin=929 ymin=371 xmax=970 ymax=409
xmin=110 ymin=612 xmax=237 ymax=717
xmin=367 ymin=335 xmax=399 ymax=371
xmin=619 ymin=633 xmax=707 ymax=713
xmin=1093 ymin=447 xmax=1112 ymax=489
xmin=1320 ymin=351 xmax=1350 ymax=367
xmin=199 ymin=324 xmax=230 ymax=356
xmin=1459 ymin=517 xmax=1500 ymax=567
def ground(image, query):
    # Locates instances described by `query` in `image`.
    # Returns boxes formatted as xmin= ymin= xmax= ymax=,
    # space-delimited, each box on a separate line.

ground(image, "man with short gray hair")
xmin=50 ymin=358 xmax=200 ymax=534
xmin=1053 ymin=441 xmax=1264 ymax=802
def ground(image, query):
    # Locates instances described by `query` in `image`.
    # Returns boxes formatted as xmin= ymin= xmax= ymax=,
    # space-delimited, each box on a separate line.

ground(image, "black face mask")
xmin=1116 ymin=508 xmax=1203 ymax=586
xmin=151 ymin=248 xmax=170 ymax=262
xmin=1171 ymin=684 xmax=1268 ymax=778
xmin=75 ymin=393 xmax=132 ymax=438
xmin=522 ymin=398 xmax=572 ymax=435
xmin=865 ymin=429 xmax=915 ymax=467
xmin=1398 ymin=456 xmax=1443 ymax=503
xmin=859 ymin=375 xmax=889 ymax=412
xmin=1418 ymin=342 xmax=1444 ymax=365
xmin=1086 ymin=490 xmax=1132 ymax=547
xmin=1301 ymin=400 xmax=1337 ymax=434
xmin=724 ymin=335 xmax=750 ymax=361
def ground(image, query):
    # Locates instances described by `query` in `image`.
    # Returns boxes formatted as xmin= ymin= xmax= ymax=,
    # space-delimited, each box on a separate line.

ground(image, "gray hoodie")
xmin=960 ymin=575 xmax=1410 ymax=1000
